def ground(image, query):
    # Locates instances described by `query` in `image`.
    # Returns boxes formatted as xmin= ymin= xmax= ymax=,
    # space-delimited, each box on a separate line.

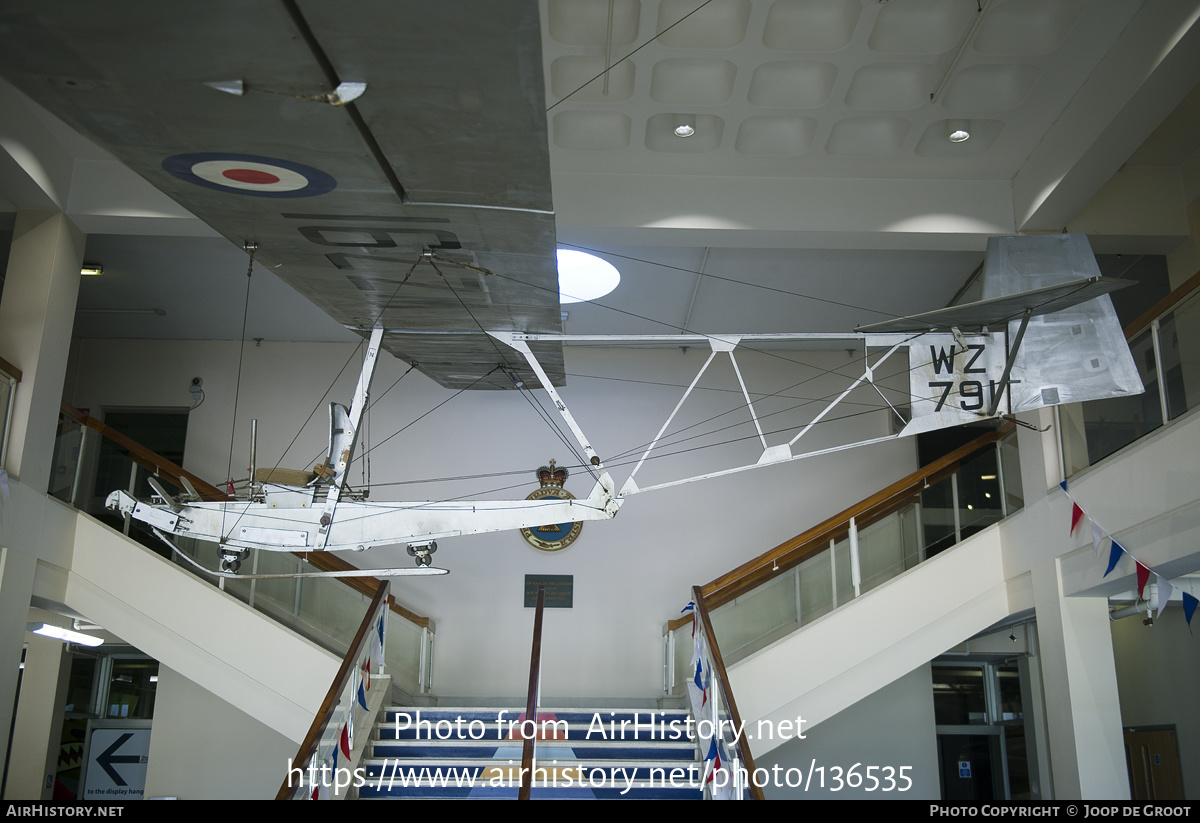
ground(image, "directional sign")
xmin=82 ymin=725 xmax=150 ymax=800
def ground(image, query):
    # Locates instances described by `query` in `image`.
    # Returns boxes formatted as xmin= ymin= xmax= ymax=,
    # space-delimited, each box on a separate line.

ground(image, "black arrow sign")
xmin=97 ymin=732 xmax=141 ymax=786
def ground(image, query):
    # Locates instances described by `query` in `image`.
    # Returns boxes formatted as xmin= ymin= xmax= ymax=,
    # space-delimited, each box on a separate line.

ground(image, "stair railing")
xmin=50 ymin=402 xmax=435 ymax=693
xmin=519 ymin=584 xmax=545 ymax=800
xmin=60 ymin=401 xmax=228 ymax=500
xmin=277 ymin=579 xmax=389 ymax=800
xmin=689 ymin=587 xmax=764 ymax=800
xmin=702 ymin=422 xmax=1016 ymax=612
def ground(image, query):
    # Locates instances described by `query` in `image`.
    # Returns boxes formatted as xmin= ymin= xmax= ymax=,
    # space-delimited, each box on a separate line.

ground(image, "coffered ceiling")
xmin=0 ymin=0 xmax=1198 ymax=343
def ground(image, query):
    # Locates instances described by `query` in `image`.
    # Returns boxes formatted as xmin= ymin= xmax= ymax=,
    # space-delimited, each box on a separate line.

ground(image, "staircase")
xmin=727 ymin=522 xmax=1010 ymax=758
xmin=358 ymin=707 xmax=704 ymax=799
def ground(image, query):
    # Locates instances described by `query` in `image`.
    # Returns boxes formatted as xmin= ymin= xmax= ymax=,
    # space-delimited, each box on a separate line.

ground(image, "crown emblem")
xmin=536 ymin=459 xmax=569 ymax=488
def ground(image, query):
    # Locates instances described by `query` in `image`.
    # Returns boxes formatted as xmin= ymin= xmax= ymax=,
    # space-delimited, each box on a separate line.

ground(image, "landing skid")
xmin=154 ymin=529 xmax=449 ymax=580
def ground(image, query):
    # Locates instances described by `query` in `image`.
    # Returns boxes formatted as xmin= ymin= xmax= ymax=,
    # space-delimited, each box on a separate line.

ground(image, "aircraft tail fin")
xmin=978 ymin=234 xmax=1143 ymax=412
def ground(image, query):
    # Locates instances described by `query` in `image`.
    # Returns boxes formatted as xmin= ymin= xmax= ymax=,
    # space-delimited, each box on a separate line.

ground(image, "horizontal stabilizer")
xmin=855 ymin=276 xmax=1132 ymax=334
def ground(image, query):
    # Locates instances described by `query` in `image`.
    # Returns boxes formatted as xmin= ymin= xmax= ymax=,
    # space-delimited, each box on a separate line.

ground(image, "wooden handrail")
xmin=277 ymin=579 xmax=389 ymax=800
xmin=692 ymin=586 xmax=765 ymax=800
xmin=60 ymin=402 xmax=228 ymax=501
xmin=0 ymin=355 xmax=21 ymax=383
xmin=1124 ymin=267 xmax=1200 ymax=341
xmin=665 ymin=614 xmax=693 ymax=633
xmin=701 ymin=423 xmax=1013 ymax=608
xmin=518 ymin=585 xmax=545 ymax=800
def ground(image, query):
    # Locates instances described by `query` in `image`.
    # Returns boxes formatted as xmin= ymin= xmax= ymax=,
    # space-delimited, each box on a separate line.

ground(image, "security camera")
xmin=189 ymin=377 xmax=203 ymax=401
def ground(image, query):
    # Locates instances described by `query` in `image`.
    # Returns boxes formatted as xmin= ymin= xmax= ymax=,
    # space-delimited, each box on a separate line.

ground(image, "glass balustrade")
xmin=668 ymin=429 xmax=1021 ymax=679
xmin=1061 ymin=286 xmax=1200 ymax=476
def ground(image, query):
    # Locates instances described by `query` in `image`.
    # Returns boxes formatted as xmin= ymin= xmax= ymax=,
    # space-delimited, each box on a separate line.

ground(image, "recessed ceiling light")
xmin=557 ymin=249 xmax=620 ymax=304
xmin=949 ymin=129 xmax=970 ymax=142
xmin=948 ymin=120 xmax=970 ymax=142
xmin=673 ymin=114 xmax=696 ymax=138
xmin=80 ymin=263 xmax=103 ymax=276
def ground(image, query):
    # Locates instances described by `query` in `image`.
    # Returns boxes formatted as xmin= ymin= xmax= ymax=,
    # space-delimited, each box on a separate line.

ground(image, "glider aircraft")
xmin=0 ymin=2 xmax=1144 ymax=578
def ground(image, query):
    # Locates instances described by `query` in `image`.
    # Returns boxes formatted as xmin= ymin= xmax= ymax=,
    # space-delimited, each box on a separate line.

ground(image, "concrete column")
xmin=0 ymin=210 xmax=84 ymax=492
xmin=1031 ymin=558 xmax=1129 ymax=799
xmin=0 ymin=547 xmax=37 ymax=795
xmin=7 ymin=632 xmax=72 ymax=800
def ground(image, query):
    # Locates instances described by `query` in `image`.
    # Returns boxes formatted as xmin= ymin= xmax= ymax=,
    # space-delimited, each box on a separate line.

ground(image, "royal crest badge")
xmin=521 ymin=460 xmax=583 ymax=552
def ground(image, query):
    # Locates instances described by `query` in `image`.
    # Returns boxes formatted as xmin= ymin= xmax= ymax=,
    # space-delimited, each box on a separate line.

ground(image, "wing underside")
xmin=0 ymin=0 xmax=563 ymax=388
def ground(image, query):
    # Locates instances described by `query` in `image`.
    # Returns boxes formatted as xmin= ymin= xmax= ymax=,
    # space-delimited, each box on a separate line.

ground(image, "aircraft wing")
xmin=0 ymin=0 xmax=563 ymax=389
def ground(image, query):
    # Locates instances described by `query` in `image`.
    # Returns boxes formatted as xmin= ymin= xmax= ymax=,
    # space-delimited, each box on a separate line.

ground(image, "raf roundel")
xmin=162 ymin=153 xmax=336 ymax=198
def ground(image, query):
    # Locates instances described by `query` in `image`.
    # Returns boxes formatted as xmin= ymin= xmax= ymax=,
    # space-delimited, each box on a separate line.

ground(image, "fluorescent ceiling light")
xmin=80 ymin=263 xmax=103 ymax=276
xmin=28 ymin=622 xmax=104 ymax=647
xmin=557 ymin=250 xmax=620 ymax=304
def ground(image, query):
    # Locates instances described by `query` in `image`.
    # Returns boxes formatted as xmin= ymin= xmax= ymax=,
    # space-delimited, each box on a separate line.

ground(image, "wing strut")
xmin=490 ymin=332 xmax=603 ymax=469
xmin=986 ymin=308 xmax=1032 ymax=417
xmin=314 ymin=326 xmax=384 ymax=549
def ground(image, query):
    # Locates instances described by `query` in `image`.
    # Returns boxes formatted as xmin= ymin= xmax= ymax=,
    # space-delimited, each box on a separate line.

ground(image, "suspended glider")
xmin=0 ymin=3 xmax=1144 ymax=577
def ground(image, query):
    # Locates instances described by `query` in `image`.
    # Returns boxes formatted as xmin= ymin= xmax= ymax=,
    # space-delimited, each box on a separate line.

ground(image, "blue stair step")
xmin=359 ymin=707 xmax=704 ymax=800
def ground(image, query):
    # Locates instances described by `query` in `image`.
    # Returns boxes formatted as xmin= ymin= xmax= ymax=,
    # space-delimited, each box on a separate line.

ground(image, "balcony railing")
xmin=1060 ymin=269 xmax=1200 ymax=475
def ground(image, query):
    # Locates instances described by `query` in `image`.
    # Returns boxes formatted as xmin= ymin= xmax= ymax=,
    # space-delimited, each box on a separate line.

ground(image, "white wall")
xmin=67 ymin=338 xmax=917 ymax=701
xmin=755 ymin=665 xmax=940 ymax=799
xmin=144 ymin=666 xmax=298 ymax=800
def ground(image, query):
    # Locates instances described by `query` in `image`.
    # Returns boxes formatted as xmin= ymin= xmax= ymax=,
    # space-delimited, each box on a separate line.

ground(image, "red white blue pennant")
xmin=1060 ymin=480 xmax=1197 ymax=628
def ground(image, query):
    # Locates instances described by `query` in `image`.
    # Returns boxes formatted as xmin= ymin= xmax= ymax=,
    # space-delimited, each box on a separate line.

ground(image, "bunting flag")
xmin=711 ymin=742 xmax=735 ymax=800
xmin=1104 ymin=540 xmax=1125 ymax=577
xmin=687 ymin=629 xmax=710 ymax=710
xmin=1092 ymin=522 xmax=1106 ymax=559
xmin=1156 ymin=575 xmax=1174 ymax=620
xmin=1135 ymin=561 xmax=1151 ymax=598
xmin=374 ymin=614 xmax=385 ymax=667
xmin=362 ymin=656 xmax=371 ymax=692
xmin=1184 ymin=592 xmax=1199 ymax=629
xmin=1070 ymin=503 xmax=1085 ymax=535
xmin=704 ymin=735 xmax=722 ymax=784
xmin=357 ymin=673 xmax=368 ymax=710
xmin=339 ymin=723 xmax=351 ymax=759
xmin=682 ymin=601 xmax=696 ymax=637
xmin=1062 ymin=484 xmax=1192 ymax=634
